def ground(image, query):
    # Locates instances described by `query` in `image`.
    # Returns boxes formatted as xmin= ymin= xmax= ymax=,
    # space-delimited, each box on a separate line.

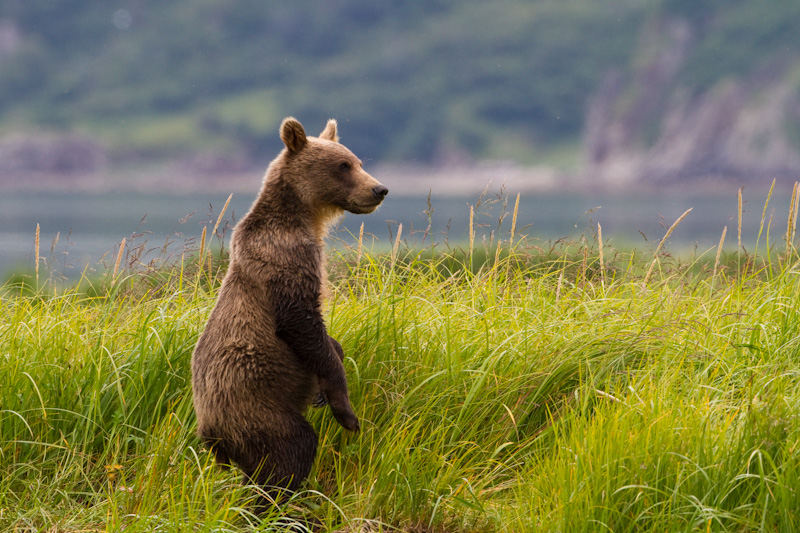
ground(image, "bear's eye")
xmin=338 ymin=162 xmax=351 ymax=172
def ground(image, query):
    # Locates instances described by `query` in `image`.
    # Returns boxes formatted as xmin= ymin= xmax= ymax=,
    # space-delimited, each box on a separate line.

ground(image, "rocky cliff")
xmin=584 ymin=18 xmax=800 ymax=188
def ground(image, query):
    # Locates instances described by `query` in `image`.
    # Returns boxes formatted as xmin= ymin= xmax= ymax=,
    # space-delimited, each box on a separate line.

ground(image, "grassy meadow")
xmin=2 ymin=187 xmax=800 ymax=532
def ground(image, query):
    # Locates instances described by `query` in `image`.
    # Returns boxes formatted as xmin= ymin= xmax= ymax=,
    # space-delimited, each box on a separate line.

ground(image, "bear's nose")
xmin=372 ymin=185 xmax=389 ymax=200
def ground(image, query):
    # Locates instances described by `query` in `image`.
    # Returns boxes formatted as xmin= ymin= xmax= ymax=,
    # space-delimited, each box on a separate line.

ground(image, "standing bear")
xmin=191 ymin=117 xmax=388 ymax=499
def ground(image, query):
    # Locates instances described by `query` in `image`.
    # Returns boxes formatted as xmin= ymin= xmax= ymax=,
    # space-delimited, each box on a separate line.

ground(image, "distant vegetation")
xmin=0 ymin=0 xmax=798 ymax=168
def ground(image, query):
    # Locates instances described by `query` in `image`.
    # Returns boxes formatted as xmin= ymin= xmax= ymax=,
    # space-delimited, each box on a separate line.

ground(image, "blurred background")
xmin=1 ymin=0 xmax=799 ymax=278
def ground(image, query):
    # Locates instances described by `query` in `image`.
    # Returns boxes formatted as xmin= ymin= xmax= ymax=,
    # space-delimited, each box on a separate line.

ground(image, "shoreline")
xmin=0 ymin=161 xmax=793 ymax=197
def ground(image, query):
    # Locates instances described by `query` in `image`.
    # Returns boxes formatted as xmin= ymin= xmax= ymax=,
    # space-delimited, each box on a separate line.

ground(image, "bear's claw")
xmin=312 ymin=391 xmax=328 ymax=407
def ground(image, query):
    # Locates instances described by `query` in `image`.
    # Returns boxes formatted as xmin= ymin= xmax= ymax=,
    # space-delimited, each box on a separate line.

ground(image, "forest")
xmin=1 ymin=0 xmax=798 ymax=173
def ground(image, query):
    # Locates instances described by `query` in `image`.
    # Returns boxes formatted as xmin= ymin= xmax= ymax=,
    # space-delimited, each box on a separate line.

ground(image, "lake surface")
xmin=0 ymin=188 xmax=791 ymax=280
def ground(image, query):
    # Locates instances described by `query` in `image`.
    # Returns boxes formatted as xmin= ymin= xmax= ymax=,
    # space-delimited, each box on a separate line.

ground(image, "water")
xmin=0 ymin=188 xmax=790 ymax=280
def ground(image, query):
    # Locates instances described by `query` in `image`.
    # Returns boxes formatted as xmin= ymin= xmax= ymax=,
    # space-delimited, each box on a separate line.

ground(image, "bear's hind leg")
xmin=239 ymin=412 xmax=319 ymax=508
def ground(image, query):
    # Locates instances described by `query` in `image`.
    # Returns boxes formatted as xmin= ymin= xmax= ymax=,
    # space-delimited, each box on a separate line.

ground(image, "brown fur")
xmin=191 ymin=117 xmax=388 ymax=501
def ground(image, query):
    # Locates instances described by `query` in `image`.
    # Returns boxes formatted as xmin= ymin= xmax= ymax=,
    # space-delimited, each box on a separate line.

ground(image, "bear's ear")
xmin=319 ymin=119 xmax=339 ymax=143
xmin=280 ymin=117 xmax=307 ymax=153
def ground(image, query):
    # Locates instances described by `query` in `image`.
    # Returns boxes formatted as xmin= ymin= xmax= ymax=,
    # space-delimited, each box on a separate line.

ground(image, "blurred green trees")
xmin=0 ymin=0 xmax=796 ymax=165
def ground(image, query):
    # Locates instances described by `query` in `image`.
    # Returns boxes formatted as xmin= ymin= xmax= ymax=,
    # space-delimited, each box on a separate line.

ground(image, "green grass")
xmin=2 ymin=192 xmax=800 ymax=531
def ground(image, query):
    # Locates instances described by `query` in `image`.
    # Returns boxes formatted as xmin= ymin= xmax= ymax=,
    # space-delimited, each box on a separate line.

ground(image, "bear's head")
xmin=278 ymin=117 xmax=388 ymax=216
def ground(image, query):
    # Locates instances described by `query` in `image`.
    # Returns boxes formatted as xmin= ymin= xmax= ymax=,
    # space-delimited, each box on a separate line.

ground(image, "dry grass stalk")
xmin=756 ymin=179 xmax=775 ymax=254
xmin=504 ymin=194 xmax=521 ymax=283
xmin=787 ymin=181 xmax=799 ymax=251
xmin=597 ymin=222 xmax=605 ymax=285
xmin=510 ymin=193 xmax=520 ymax=246
xmin=737 ymin=187 xmax=743 ymax=252
xmin=750 ymin=179 xmax=775 ymax=266
xmin=194 ymin=193 xmax=235 ymax=277
xmin=211 ymin=193 xmax=233 ymax=237
xmin=356 ymin=222 xmax=364 ymax=267
xmin=469 ymin=205 xmax=475 ymax=260
xmin=713 ymin=226 xmax=727 ymax=278
xmin=793 ymin=182 xmax=800 ymax=244
xmin=643 ymin=208 xmax=692 ymax=287
xmin=113 ymin=237 xmax=126 ymax=279
xmin=35 ymin=223 xmax=40 ymax=284
xmin=555 ymin=270 xmax=563 ymax=304
xmin=391 ymin=223 xmax=402 ymax=268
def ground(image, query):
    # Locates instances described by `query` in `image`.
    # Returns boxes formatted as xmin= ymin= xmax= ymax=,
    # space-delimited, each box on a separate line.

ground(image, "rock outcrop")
xmin=584 ymin=18 xmax=800 ymax=188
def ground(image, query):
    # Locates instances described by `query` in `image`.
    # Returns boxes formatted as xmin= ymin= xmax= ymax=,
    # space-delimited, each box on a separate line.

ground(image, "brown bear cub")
xmin=191 ymin=117 xmax=388 ymax=501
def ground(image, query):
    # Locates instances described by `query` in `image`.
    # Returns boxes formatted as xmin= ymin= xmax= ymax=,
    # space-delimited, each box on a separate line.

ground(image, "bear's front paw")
xmin=328 ymin=393 xmax=360 ymax=431
xmin=319 ymin=375 xmax=360 ymax=432
xmin=331 ymin=406 xmax=360 ymax=432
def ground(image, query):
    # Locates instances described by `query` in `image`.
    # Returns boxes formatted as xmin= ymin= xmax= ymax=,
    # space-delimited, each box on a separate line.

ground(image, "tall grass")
xmin=1 ymin=188 xmax=800 ymax=531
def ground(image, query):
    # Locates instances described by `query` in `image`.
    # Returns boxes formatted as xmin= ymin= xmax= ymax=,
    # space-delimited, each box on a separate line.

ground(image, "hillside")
xmin=585 ymin=2 xmax=800 ymax=187
xmin=0 ymin=0 xmax=799 ymax=188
